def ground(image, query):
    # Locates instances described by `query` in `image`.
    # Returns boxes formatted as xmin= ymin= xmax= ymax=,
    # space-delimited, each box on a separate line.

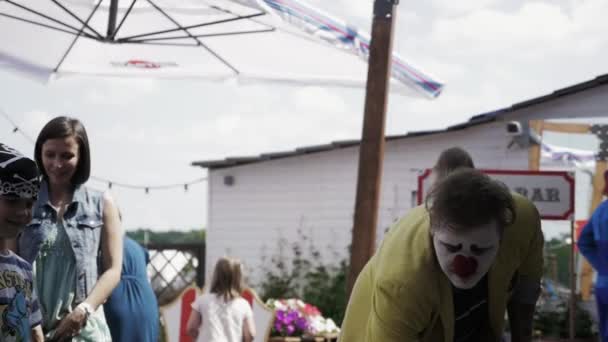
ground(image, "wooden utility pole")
xmin=347 ymin=0 xmax=399 ymax=297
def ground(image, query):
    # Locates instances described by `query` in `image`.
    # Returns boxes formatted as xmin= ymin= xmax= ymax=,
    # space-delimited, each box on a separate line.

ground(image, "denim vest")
xmin=18 ymin=181 xmax=104 ymax=303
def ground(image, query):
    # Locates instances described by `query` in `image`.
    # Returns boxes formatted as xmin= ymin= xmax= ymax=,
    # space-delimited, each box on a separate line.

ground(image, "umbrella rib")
xmin=0 ymin=12 xmax=97 ymax=39
xmin=51 ymin=0 xmax=104 ymax=39
xmin=145 ymin=0 xmax=240 ymax=75
xmin=116 ymin=12 xmax=266 ymax=42
xmin=205 ymin=4 xmax=275 ymax=31
xmin=128 ymin=28 xmax=276 ymax=43
xmin=53 ymin=0 xmax=103 ymax=73
xmin=111 ymin=0 xmax=137 ymax=39
xmin=4 ymin=0 xmax=98 ymax=38
xmin=122 ymin=41 xmax=202 ymax=47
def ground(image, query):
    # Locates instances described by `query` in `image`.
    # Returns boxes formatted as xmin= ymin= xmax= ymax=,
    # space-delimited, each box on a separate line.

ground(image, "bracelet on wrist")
xmin=76 ymin=302 xmax=94 ymax=320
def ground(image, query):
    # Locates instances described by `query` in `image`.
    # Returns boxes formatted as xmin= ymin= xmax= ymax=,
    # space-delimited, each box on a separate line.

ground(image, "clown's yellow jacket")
xmin=340 ymin=194 xmax=543 ymax=342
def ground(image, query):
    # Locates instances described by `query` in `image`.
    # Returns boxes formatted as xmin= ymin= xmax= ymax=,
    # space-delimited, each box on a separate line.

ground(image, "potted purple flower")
xmin=269 ymin=307 xmax=309 ymax=341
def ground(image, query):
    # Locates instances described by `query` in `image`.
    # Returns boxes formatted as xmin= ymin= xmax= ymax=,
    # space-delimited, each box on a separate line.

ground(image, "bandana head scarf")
xmin=0 ymin=143 xmax=40 ymax=199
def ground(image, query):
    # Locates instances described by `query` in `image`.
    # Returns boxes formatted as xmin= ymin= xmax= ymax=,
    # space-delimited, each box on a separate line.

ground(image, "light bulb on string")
xmin=2 ymin=111 xmax=209 ymax=193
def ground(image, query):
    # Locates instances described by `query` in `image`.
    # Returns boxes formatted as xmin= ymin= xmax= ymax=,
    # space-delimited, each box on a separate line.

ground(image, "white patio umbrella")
xmin=0 ymin=0 xmax=443 ymax=98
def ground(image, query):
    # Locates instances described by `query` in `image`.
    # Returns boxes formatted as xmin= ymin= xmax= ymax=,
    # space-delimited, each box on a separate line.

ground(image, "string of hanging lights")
xmin=1 ymin=109 xmax=207 ymax=194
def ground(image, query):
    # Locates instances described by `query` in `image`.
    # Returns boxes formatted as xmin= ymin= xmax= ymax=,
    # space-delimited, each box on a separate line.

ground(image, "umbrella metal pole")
xmin=347 ymin=0 xmax=399 ymax=298
xmin=107 ymin=0 xmax=119 ymax=39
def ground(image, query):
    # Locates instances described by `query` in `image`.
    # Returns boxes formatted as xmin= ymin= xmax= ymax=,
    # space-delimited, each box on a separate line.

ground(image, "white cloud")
xmin=20 ymin=110 xmax=52 ymax=137
xmin=428 ymin=0 xmax=608 ymax=63
xmin=349 ymin=0 xmax=373 ymax=22
xmin=431 ymin=0 xmax=501 ymax=16
xmin=215 ymin=114 xmax=242 ymax=135
xmin=75 ymin=77 xmax=160 ymax=105
xmin=292 ymin=86 xmax=347 ymax=115
xmin=431 ymin=3 xmax=571 ymax=57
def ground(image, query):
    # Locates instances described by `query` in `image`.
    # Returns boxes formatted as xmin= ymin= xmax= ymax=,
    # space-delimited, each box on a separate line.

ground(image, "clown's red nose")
xmin=451 ymin=255 xmax=478 ymax=278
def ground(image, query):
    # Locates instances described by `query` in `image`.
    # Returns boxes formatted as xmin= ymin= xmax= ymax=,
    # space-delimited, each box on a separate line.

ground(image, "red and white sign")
xmin=110 ymin=60 xmax=178 ymax=69
xmin=417 ymin=169 xmax=575 ymax=220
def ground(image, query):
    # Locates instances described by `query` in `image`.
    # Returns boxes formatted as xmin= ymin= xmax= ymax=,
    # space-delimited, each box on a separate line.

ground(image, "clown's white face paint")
xmin=432 ymin=222 xmax=500 ymax=289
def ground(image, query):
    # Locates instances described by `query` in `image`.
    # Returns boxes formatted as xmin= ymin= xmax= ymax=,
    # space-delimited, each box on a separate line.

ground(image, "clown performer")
xmin=578 ymin=170 xmax=608 ymax=342
xmin=340 ymin=150 xmax=543 ymax=342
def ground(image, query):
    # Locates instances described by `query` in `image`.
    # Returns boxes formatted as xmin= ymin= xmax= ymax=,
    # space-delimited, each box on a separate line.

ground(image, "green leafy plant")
xmin=259 ymin=229 xmax=349 ymax=326
xmin=533 ymin=300 xmax=594 ymax=339
xmin=301 ymin=259 xmax=348 ymax=326
xmin=259 ymin=236 xmax=307 ymax=300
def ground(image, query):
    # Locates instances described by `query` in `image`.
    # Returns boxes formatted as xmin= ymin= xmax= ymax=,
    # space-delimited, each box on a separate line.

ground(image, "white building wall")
xmin=204 ymin=122 xmax=529 ymax=287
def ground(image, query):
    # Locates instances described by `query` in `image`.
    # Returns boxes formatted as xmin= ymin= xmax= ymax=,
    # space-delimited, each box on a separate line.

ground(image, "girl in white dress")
xmin=187 ymin=257 xmax=256 ymax=342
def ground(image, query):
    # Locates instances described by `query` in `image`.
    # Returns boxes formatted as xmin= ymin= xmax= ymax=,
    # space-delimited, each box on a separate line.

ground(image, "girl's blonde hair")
xmin=210 ymin=257 xmax=244 ymax=302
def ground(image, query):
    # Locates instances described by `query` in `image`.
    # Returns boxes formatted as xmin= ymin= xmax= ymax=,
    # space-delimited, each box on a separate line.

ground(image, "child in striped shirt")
xmin=0 ymin=143 xmax=43 ymax=341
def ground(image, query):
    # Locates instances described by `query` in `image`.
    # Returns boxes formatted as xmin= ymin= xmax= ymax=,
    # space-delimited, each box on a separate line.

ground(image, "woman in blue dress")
xmin=578 ymin=173 xmax=608 ymax=342
xmin=104 ymin=237 xmax=160 ymax=342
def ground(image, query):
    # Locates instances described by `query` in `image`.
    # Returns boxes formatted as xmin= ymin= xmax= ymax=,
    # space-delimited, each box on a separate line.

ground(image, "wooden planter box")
xmin=269 ymin=336 xmax=331 ymax=342
xmin=269 ymin=333 xmax=339 ymax=342
xmin=269 ymin=337 xmax=302 ymax=342
xmin=316 ymin=333 xmax=339 ymax=341
xmin=536 ymin=338 xmax=596 ymax=342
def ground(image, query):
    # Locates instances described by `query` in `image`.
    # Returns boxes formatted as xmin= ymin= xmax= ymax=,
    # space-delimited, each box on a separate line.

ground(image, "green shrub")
xmin=534 ymin=300 xmax=594 ymax=338
xmin=258 ymin=230 xmax=349 ymax=326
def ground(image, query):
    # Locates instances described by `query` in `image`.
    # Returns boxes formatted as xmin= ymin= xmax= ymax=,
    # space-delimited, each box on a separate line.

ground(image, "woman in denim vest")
xmin=17 ymin=116 xmax=123 ymax=341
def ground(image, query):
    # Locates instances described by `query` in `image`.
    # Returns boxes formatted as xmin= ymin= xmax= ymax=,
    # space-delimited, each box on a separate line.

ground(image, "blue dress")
xmin=104 ymin=237 xmax=159 ymax=342
xmin=578 ymin=200 xmax=608 ymax=342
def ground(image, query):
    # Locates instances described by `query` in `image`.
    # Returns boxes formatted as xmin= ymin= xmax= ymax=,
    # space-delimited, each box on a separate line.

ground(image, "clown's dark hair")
xmin=426 ymin=168 xmax=515 ymax=234
xmin=433 ymin=147 xmax=475 ymax=182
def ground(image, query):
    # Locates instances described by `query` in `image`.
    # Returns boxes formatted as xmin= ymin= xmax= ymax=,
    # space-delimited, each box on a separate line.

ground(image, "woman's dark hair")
xmin=210 ymin=257 xmax=244 ymax=303
xmin=433 ymin=147 xmax=475 ymax=182
xmin=426 ymin=168 xmax=515 ymax=235
xmin=34 ymin=116 xmax=91 ymax=185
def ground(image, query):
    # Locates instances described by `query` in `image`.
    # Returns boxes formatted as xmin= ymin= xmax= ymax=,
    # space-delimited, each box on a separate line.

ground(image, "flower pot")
xmin=301 ymin=336 xmax=325 ymax=342
xmin=269 ymin=337 xmax=302 ymax=342
xmin=318 ymin=333 xmax=339 ymax=341
xmin=536 ymin=338 xmax=596 ymax=342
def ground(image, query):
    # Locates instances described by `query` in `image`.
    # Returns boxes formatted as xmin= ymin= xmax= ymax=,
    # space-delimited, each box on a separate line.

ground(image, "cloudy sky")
xmin=1 ymin=0 xmax=607 ymax=232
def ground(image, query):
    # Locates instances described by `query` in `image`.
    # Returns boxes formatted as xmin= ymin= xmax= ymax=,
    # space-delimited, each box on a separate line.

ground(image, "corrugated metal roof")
xmin=192 ymin=74 xmax=608 ymax=170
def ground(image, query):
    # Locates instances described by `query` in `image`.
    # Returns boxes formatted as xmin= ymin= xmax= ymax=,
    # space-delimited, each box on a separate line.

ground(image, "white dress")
xmin=191 ymin=293 xmax=253 ymax=342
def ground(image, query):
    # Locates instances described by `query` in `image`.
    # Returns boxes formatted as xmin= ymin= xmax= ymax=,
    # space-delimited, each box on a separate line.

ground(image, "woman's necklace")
xmin=51 ymin=195 xmax=72 ymax=221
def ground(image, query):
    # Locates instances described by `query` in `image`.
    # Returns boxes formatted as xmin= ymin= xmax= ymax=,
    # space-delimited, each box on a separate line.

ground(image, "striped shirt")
xmin=0 ymin=250 xmax=42 ymax=341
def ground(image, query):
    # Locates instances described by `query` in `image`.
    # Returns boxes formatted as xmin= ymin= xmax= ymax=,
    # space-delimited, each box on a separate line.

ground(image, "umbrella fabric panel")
xmin=0 ymin=0 xmax=443 ymax=98
xmin=253 ymin=0 xmax=443 ymax=97
xmin=0 ymin=2 xmax=84 ymax=80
